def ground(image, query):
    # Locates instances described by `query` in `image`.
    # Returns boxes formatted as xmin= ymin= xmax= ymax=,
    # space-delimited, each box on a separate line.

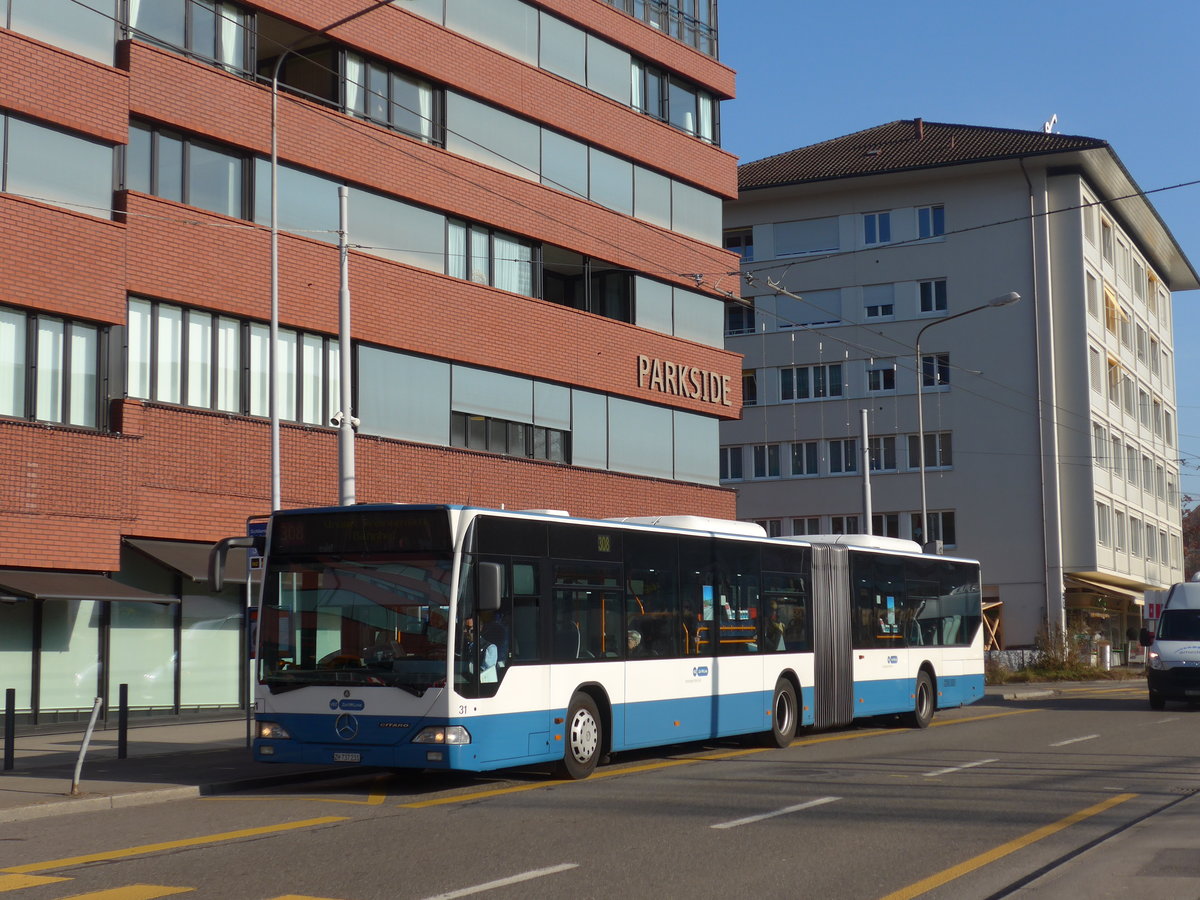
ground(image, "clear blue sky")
xmin=717 ymin=0 xmax=1200 ymax=510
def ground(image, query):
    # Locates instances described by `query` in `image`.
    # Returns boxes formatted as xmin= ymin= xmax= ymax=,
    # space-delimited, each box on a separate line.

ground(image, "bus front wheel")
xmin=558 ymin=693 xmax=602 ymax=779
xmin=903 ymin=671 xmax=935 ymax=729
xmin=763 ymin=678 xmax=798 ymax=748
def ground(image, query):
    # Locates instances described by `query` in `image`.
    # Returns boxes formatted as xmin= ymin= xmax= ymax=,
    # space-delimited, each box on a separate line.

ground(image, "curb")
xmin=0 ymin=767 xmax=364 ymax=825
xmin=998 ymin=689 xmax=1056 ymax=701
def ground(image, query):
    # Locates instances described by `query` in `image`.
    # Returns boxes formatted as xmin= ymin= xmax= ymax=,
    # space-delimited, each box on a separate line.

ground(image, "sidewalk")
xmin=0 ymin=717 xmax=346 ymax=823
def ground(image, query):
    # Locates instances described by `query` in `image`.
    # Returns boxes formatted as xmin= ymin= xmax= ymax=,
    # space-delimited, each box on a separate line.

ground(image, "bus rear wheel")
xmin=903 ymin=671 xmax=935 ymax=729
xmin=763 ymin=678 xmax=798 ymax=748
xmin=558 ymin=693 xmax=602 ymax=779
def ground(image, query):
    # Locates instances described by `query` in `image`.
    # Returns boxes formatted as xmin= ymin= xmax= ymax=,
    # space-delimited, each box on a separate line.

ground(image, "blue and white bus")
xmin=214 ymin=504 xmax=984 ymax=779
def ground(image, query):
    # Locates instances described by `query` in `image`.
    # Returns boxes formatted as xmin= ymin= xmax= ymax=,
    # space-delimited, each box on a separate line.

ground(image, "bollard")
xmin=3 ymin=688 xmax=13 ymax=771
xmin=118 ymin=683 xmax=129 ymax=760
xmin=70 ymin=697 xmax=104 ymax=796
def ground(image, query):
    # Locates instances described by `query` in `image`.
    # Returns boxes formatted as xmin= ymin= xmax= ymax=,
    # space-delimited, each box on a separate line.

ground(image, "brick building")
xmin=0 ymin=0 xmax=738 ymax=721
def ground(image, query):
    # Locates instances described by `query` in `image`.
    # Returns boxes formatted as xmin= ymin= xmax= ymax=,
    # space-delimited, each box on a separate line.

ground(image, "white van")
xmin=1140 ymin=581 xmax=1200 ymax=710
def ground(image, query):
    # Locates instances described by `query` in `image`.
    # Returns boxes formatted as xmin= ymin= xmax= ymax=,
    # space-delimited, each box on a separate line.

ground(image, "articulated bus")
xmin=215 ymin=504 xmax=984 ymax=779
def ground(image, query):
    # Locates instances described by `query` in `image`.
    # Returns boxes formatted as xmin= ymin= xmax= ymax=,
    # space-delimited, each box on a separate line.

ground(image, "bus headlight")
xmin=258 ymin=721 xmax=291 ymax=740
xmin=1147 ymin=651 xmax=1164 ymax=670
xmin=413 ymin=725 xmax=471 ymax=745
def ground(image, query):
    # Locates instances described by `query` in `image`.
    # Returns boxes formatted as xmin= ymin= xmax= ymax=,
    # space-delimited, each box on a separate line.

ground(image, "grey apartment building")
xmin=722 ymin=120 xmax=1196 ymax=649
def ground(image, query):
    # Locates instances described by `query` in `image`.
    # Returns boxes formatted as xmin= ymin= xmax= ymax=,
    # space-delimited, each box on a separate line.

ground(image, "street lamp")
xmin=915 ymin=291 xmax=1021 ymax=548
xmin=269 ymin=0 xmax=397 ymax=511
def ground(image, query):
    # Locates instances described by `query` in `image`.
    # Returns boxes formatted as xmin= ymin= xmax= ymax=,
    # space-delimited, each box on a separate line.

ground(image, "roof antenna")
xmin=1043 ymin=113 xmax=1058 ymax=134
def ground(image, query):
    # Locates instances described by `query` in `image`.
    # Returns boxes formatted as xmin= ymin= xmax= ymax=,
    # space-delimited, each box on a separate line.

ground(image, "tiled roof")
xmin=739 ymin=119 xmax=1109 ymax=190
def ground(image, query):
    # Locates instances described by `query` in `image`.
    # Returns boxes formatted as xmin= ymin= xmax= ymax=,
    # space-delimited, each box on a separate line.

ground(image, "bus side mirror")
xmin=476 ymin=562 xmax=502 ymax=612
xmin=208 ymin=535 xmax=262 ymax=592
xmin=1138 ymin=628 xmax=1153 ymax=647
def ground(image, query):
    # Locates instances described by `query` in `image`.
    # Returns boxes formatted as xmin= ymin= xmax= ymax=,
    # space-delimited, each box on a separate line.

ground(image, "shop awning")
xmin=1065 ymin=575 xmax=1144 ymax=604
xmin=125 ymin=538 xmax=255 ymax=584
xmin=0 ymin=571 xmax=177 ymax=603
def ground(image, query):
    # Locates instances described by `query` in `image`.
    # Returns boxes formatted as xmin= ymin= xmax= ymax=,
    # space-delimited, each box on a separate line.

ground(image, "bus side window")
xmin=510 ymin=561 xmax=540 ymax=662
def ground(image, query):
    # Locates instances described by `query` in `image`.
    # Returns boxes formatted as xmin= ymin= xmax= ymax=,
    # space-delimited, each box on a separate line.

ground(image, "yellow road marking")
xmin=0 ymin=818 xmax=349 ymax=875
xmin=311 ymin=775 xmax=389 ymax=806
xmin=877 ymin=793 xmax=1137 ymax=900
xmin=60 ymin=887 xmax=192 ymax=899
xmin=0 ymin=873 xmax=71 ymax=892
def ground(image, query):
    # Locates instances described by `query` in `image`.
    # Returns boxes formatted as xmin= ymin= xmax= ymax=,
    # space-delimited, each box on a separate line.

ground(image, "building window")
xmin=864 ymin=284 xmax=894 ymax=318
xmin=1091 ymin=423 xmax=1106 ymax=466
xmin=872 ymin=513 xmax=900 ymax=538
xmin=1083 ymin=197 xmax=1097 ymax=244
xmin=127 ymin=297 xmax=338 ymax=427
xmin=755 ymin=519 xmax=783 ymax=537
xmin=1130 ymin=517 xmax=1142 ymax=557
xmin=792 ymin=517 xmax=820 ymax=535
xmin=774 ymin=217 xmax=839 ymax=257
xmin=831 ymin=515 xmax=860 ymax=534
xmin=919 ymin=279 xmax=948 ymax=313
xmin=752 ymin=444 xmax=781 ymax=479
xmin=0 ymin=305 xmax=104 ymax=428
xmin=1085 ymin=271 xmax=1099 ymax=319
xmin=1126 ymin=444 xmax=1138 ymax=487
xmin=742 ymin=371 xmax=758 ymax=407
xmin=1141 ymin=455 xmax=1153 ymax=495
xmin=908 ymin=432 xmax=952 ymax=469
xmin=1089 ymin=346 xmax=1102 ymax=393
xmin=1144 ymin=523 xmax=1155 ymax=561
xmin=451 ymin=411 xmax=568 ymax=462
xmin=780 ymin=364 xmax=843 ymax=401
xmin=603 ymin=0 xmax=719 ymax=57
xmin=448 ymin=220 xmax=536 ymax=297
xmin=868 ymin=436 xmax=897 ymax=472
xmin=917 ymin=205 xmax=945 ymax=239
xmin=920 ymin=353 xmax=950 ymax=388
xmin=1110 ymin=434 xmax=1123 ymax=478
xmin=719 ymin=446 xmax=743 ymax=481
xmin=538 ymin=245 xmax=630 ymax=321
xmin=345 ymin=53 xmax=442 ymax=145
xmin=126 ymin=121 xmax=249 ymax=219
xmin=867 ymin=360 xmax=896 ymax=392
xmin=863 ymin=211 xmax=891 ymax=245
xmin=790 ymin=441 xmax=818 ymax=476
xmin=1096 ymin=502 xmax=1111 ymax=545
xmin=1101 ymin=219 xmax=1113 ymax=262
xmin=723 ymin=228 xmax=753 ymax=261
xmin=829 ymin=438 xmax=857 ymax=474
xmin=725 ymin=302 xmax=755 ymax=336
xmin=632 ymin=62 xmax=719 ymax=143
xmin=2 ymin=113 xmax=114 ymax=218
xmin=912 ymin=511 xmax=955 ymax=546
xmin=128 ymin=0 xmax=250 ymax=72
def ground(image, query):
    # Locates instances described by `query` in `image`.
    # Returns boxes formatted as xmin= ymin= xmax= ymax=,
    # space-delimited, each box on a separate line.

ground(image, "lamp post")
xmin=915 ymin=291 xmax=1021 ymax=548
xmin=269 ymin=0 xmax=397 ymax=511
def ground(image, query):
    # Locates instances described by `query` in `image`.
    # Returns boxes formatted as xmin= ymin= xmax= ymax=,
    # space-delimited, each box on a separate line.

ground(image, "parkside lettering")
xmin=637 ymin=355 xmax=731 ymax=406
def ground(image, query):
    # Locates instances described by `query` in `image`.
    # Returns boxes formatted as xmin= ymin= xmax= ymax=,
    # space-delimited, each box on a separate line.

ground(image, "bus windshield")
xmin=257 ymin=554 xmax=454 ymax=695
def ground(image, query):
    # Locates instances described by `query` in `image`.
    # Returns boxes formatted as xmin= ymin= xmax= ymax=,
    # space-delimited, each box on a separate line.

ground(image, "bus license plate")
xmin=332 ymin=751 xmax=361 ymax=763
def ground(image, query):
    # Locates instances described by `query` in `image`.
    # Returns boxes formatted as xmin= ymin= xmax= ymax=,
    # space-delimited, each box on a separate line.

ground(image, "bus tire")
xmin=763 ymin=678 xmax=798 ymax=748
xmin=558 ymin=693 xmax=602 ymax=779
xmin=903 ymin=671 xmax=935 ymax=729
xmin=1149 ymin=690 xmax=1166 ymax=711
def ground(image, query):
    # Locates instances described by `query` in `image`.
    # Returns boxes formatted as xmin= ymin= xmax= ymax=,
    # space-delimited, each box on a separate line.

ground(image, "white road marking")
xmin=1050 ymin=734 xmax=1099 ymax=747
xmin=421 ymin=864 xmax=578 ymax=899
xmin=711 ymin=796 xmax=840 ymax=829
xmin=1153 ymin=717 xmax=1179 ymax=725
xmin=923 ymin=758 xmax=998 ymax=777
